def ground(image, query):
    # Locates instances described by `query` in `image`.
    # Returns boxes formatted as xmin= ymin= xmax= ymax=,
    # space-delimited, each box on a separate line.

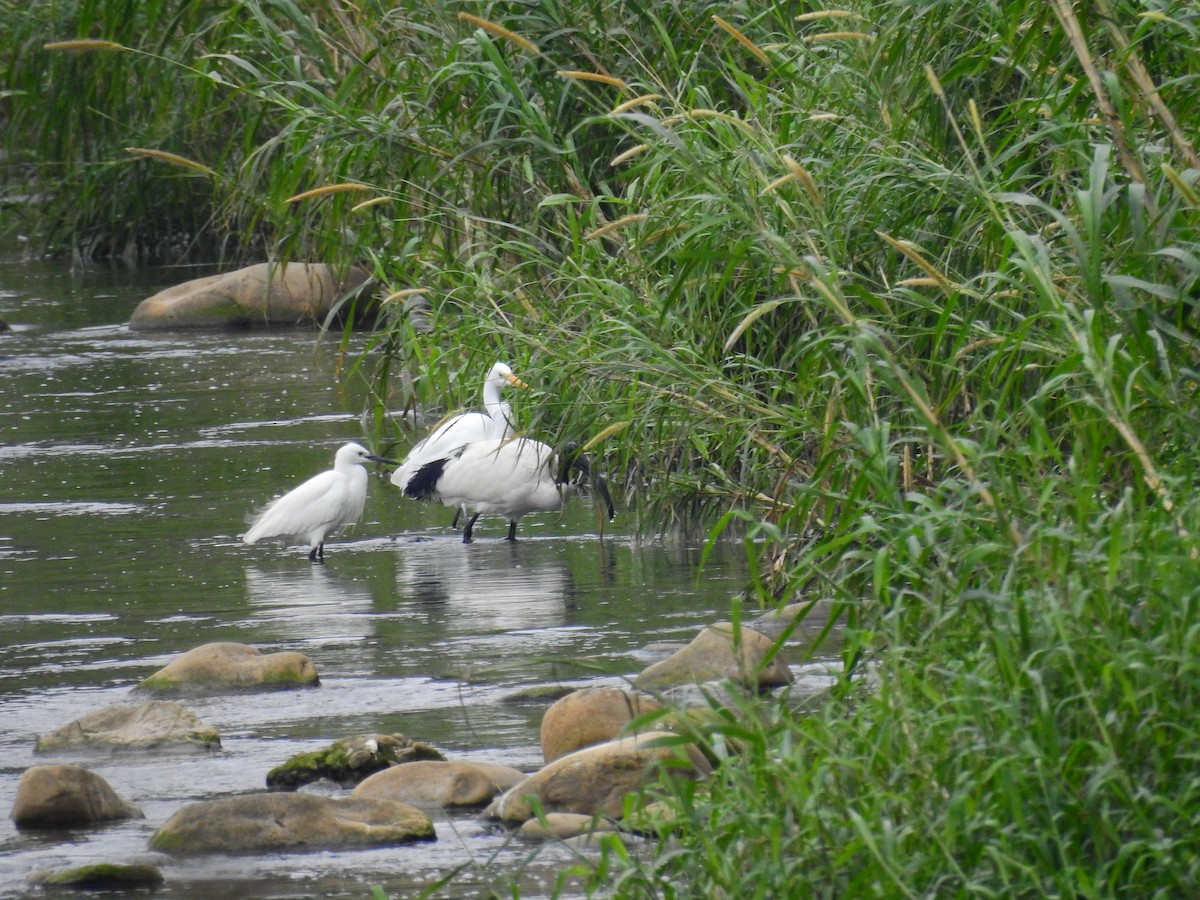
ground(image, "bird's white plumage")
xmin=244 ymin=442 xmax=393 ymax=560
xmin=390 ymin=362 xmax=526 ymax=494
xmin=429 ymin=438 xmax=564 ymax=520
xmin=403 ymin=437 xmax=612 ymax=542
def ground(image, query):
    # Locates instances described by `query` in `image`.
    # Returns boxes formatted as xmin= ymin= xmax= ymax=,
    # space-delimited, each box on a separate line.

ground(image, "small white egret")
xmin=243 ymin=442 xmax=397 ymax=561
xmin=390 ymin=361 xmax=528 ymax=525
xmin=402 ymin=437 xmax=615 ymax=543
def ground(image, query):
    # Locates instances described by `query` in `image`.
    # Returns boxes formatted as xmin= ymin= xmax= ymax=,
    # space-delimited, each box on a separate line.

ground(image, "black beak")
xmin=367 ymin=454 xmax=399 ymax=466
xmin=561 ymin=445 xmax=615 ymax=522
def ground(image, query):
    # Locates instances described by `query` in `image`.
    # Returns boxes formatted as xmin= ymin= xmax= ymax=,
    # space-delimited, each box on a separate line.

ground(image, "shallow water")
xmin=0 ymin=259 xmax=798 ymax=898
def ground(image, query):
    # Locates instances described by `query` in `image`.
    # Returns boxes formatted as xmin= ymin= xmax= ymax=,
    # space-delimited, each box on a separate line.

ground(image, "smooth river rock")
xmin=134 ymin=642 xmax=319 ymax=694
xmin=517 ymin=812 xmax=620 ymax=841
xmin=35 ymin=700 xmax=220 ymax=753
xmin=486 ymin=731 xmax=711 ymax=824
xmin=539 ymin=687 xmax=665 ymax=763
xmin=633 ymin=623 xmax=793 ymax=692
xmin=128 ymin=262 xmax=373 ymax=330
xmin=10 ymin=764 xmax=143 ymax=829
xmin=353 ymin=760 xmax=526 ymax=809
xmin=149 ymin=792 xmax=435 ymax=852
xmin=267 ymin=734 xmax=446 ymax=789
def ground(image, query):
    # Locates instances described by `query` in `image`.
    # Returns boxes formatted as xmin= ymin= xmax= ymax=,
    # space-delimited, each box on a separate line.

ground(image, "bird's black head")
xmin=557 ymin=442 xmax=615 ymax=522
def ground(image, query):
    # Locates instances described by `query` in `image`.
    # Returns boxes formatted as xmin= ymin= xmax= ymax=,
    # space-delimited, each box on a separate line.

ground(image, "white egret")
xmin=390 ymin=361 xmax=528 ymax=525
xmin=243 ymin=442 xmax=397 ymax=561
xmin=402 ymin=437 xmax=614 ymax=543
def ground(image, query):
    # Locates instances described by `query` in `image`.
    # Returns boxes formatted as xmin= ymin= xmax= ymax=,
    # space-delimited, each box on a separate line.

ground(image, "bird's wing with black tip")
xmin=403 ymin=457 xmax=449 ymax=500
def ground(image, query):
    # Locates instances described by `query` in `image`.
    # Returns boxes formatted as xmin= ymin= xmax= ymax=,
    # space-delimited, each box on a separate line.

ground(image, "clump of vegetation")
xmin=4 ymin=0 xmax=1200 ymax=895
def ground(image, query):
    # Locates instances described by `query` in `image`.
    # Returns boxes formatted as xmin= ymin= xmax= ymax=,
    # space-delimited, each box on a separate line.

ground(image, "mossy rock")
xmin=266 ymin=733 xmax=446 ymax=789
xmin=28 ymin=863 xmax=164 ymax=888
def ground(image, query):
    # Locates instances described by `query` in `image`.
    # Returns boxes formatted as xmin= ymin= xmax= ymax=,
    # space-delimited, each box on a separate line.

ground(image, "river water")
xmin=0 ymin=259 xmax=778 ymax=898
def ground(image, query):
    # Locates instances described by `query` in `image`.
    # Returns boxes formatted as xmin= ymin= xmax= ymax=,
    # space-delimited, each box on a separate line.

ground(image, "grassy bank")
xmin=4 ymin=0 xmax=1200 ymax=894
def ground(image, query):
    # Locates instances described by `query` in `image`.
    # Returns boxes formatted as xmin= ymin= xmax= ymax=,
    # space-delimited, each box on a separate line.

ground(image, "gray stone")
xmin=35 ymin=700 xmax=220 ymax=753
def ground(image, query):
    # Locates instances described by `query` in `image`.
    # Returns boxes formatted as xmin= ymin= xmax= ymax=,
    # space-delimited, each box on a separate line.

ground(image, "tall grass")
xmin=4 ymin=0 xmax=1200 ymax=894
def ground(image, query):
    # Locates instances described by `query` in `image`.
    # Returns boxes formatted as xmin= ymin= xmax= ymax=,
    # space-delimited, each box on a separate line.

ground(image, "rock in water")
xmin=540 ymin=688 xmax=665 ymax=763
xmin=266 ymin=734 xmax=445 ymax=789
xmin=633 ymin=623 xmax=793 ymax=692
xmin=486 ymin=732 xmax=711 ymax=823
xmin=35 ymin=700 xmax=220 ymax=753
xmin=134 ymin=642 xmax=319 ymax=694
xmin=353 ymin=760 xmax=526 ymax=809
xmin=27 ymin=863 xmax=164 ymax=889
xmin=128 ymin=262 xmax=374 ymax=330
xmin=149 ymin=792 xmax=435 ymax=852
xmin=11 ymin=764 xmax=143 ymax=829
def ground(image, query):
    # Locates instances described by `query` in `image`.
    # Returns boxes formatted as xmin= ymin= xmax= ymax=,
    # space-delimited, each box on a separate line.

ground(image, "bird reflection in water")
xmin=394 ymin=539 xmax=576 ymax=634
xmin=242 ymin=564 xmax=374 ymax=644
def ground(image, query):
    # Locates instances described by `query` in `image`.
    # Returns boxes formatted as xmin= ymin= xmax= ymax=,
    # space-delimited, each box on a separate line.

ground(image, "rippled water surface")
xmin=0 ymin=260 xmax=759 ymax=898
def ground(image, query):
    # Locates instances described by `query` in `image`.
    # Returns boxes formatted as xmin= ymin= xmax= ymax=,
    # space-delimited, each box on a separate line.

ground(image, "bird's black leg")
xmin=309 ymin=546 xmax=319 ymax=562
xmin=450 ymin=506 xmax=462 ymax=529
xmin=505 ymin=519 xmax=517 ymax=541
xmin=462 ymin=513 xmax=480 ymax=544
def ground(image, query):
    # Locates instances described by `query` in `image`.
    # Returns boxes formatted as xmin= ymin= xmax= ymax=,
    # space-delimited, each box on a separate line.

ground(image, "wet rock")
xmin=633 ymin=623 xmax=793 ymax=692
xmin=267 ymin=734 xmax=445 ymax=789
xmin=485 ymin=732 xmax=711 ymax=824
xmin=517 ymin=812 xmax=619 ymax=841
xmin=747 ymin=600 xmax=836 ymax=642
xmin=149 ymin=792 xmax=435 ymax=853
xmin=128 ymin=262 xmax=374 ymax=330
xmin=27 ymin=862 xmax=164 ymax=889
xmin=11 ymin=764 xmax=143 ymax=829
xmin=35 ymin=700 xmax=220 ymax=753
xmin=353 ymin=760 xmax=525 ymax=809
xmin=134 ymin=642 xmax=319 ymax=694
xmin=540 ymin=688 xmax=665 ymax=763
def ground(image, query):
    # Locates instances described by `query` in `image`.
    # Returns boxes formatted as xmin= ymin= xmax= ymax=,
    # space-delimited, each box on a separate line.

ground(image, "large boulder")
xmin=486 ymin=732 xmax=711 ymax=824
xmin=540 ymin=688 xmax=665 ymax=764
xmin=633 ymin=623 xmax=793 ymax=692
xmin=134 ymin=642 xmax=319 ymax=694
xmin=353 ymin=760 xmax=525 ymax=809
xmin=128 ymin=262 xmax=373 ymax=330
xmin=266 ymin=734 xmax=445 ymax=789
xmin=35 ymin=700 xmax=220 ymax=753
xmin=10 ymin=764 xmax=143 ymax=829
xmin=149 ymin=792 xmax=434 ymax=853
